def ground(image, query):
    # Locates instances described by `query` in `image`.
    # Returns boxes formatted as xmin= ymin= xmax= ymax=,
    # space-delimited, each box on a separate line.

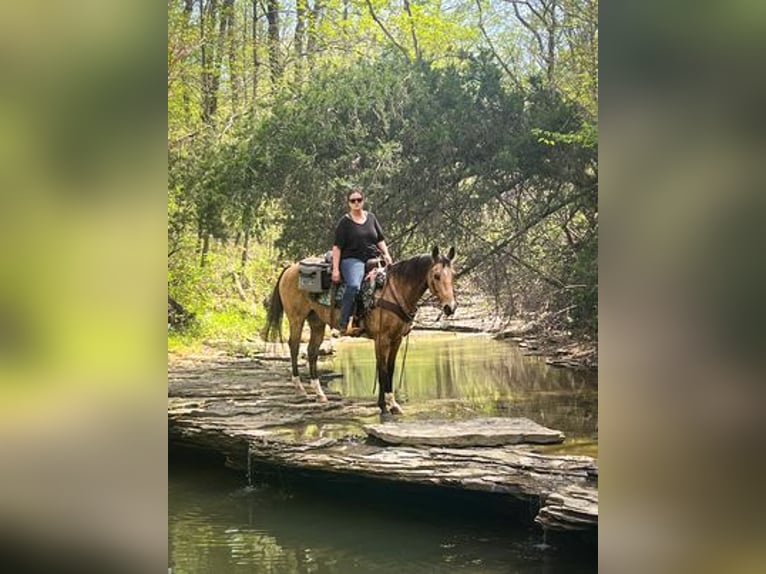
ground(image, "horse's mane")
xmin=389 ymin=253 xmax=451 ymax=285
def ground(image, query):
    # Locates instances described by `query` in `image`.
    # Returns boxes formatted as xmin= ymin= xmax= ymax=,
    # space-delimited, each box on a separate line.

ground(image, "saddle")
xmin=307 ymin=255 xmax=386 ymax=324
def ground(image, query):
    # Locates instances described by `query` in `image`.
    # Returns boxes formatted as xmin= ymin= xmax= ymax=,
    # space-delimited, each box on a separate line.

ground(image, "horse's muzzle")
xmin=443 ymin=302 xmax=456 ymax=316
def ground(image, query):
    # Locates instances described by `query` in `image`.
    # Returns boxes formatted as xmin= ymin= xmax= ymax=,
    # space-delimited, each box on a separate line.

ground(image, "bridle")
xmin=374 ymin=259 xmax=452 ymax=324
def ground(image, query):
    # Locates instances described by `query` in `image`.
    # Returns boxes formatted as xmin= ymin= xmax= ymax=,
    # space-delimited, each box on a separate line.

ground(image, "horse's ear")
xmin=447 ymin=246 xmax=455 ymax=261
xmin=431 ymin=245 xmax=439 ymax=260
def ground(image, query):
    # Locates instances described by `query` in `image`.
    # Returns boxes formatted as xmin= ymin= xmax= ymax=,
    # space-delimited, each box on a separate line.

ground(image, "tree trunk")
xmin=208 ymin=0 xmax=233 ymax=121
xmin=266 ymin=0 xmax=281 ymax=85
xmin=242 ymin=0 xmax=250 ymax=108
xmin=294 ymin=0 xmax=307 ymax=81
xmin=168 ymin=295 xmax=195 ymax=328
xmin=200 ymin=233 xmax=210 ymax=267
xmin=507 ymin=0 xmax=559 ymax=86
xmin=182 ymin=0 xmax=194 ymax=118
xmin=241 ymin=228 xmax=250 ymax=269
xmin=402 ymin=0 xmax=421 ymax=61
xmin=200 ymin=0 xmax=219 ymax=124
xmin=168 ymin=295 xmax=194 ymax=329
xmin=252 ymin=0 xmax=259 ymax=108
xmin=225 ymin=0 xmax=238 ymax=112
xmin=546 ymin=0 xmax=557 ymax=84
xmin=306 ymin=0 xmax=323 ymax=66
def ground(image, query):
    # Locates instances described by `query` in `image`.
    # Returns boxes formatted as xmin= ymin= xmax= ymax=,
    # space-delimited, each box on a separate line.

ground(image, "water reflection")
xmin=169 ymin=466 xmax=596 ymax=574
xmin=170 ymin=333 xmax=598 ymax=572
xmin=323 ymin=333 xmax=598 ymax=444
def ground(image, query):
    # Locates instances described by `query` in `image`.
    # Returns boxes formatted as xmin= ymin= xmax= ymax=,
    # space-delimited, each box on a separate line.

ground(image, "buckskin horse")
xmin=263 ymin=246 xmax=457 ymax=414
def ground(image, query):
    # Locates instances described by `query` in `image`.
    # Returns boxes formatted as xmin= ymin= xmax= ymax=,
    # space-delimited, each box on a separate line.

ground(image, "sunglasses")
xmin=348 ymin=197 xmax=363 ymax=203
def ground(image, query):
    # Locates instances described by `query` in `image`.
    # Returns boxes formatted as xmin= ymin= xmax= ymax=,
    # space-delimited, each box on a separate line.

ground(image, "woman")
xmin=331 ymin=187 xmax=393 ymax=335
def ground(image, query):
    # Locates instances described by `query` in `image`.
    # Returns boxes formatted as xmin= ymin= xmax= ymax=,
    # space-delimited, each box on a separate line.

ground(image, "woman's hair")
xmin=346 ymin=187 xmax=364 ymax=200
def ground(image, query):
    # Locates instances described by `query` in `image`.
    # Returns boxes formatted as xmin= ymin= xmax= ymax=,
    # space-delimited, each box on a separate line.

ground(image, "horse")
xmin=263 ymin=246 xmax=457 ymax=414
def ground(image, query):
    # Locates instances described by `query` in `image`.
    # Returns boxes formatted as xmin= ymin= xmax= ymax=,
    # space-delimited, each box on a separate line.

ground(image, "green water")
xmin=169 ymin=333 xmax=598 ymax=572
xmin=169 ymin=465 xmax=596 ymax=574
xmin=325 ymin=332 xmax=597 ymax=452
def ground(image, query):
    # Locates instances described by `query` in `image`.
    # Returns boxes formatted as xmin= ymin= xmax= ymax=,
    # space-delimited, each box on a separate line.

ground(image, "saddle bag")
xmin=298 ymin=258 xmax=331 ymax=293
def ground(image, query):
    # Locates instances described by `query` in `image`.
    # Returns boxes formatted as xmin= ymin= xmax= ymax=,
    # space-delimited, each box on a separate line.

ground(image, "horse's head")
xmin=427 ymin=246 xmax=457 ymax=316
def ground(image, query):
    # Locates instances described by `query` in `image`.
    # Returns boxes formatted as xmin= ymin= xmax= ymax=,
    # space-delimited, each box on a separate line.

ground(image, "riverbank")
xmin=168 ymin=342 xmax=598 ymax=535
xmin=170 ymin=283 xmax=597 ymax=372
xmin=411 ymin=289 xmax=598 ymax=370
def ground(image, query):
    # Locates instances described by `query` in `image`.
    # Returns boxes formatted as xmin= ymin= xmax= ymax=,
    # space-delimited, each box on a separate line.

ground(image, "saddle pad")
xmin=314 ymin=285 xmax=345 ymax=307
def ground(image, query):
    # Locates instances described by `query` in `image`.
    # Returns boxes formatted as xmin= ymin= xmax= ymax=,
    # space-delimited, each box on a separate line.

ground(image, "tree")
xmin=266 ymin=0 xmax=282 ymax=84
xmin=167 ymin=0 xmax=598 ymax=338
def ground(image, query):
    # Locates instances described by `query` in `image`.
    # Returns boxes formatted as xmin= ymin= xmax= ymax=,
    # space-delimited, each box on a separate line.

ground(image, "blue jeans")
xmin=339 ymin=257 xmax=365 ymax=329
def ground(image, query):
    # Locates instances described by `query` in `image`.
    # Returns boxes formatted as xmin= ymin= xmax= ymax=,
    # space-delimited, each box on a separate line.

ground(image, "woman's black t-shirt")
xmin=333 ymin=212 xmax=385 ymax=261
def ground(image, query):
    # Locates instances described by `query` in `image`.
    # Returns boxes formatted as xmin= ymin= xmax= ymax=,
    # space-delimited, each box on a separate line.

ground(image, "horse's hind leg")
xmin=288 ymin=317 xmax=307 ymax=396
xmin=306 ymin=312 xmax=328 ymax=403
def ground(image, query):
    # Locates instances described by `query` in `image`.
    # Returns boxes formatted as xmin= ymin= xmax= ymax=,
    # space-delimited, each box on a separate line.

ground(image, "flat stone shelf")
xmin=536 ymin=486 xmax=599 ymax=531
xmin=168 ymin=352 xmax=597 ymax=533
xmin=364 ymin=417 xmax=565 ymax=447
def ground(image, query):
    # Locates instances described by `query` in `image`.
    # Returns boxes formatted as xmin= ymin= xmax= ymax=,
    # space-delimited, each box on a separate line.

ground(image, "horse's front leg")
xmin=374 ymin=336 xmax=389 ymax=413
xmin=384 ymin=337 xmax=404 ymax=415
xmin=374 ymin=336 xmax=403 ymax=415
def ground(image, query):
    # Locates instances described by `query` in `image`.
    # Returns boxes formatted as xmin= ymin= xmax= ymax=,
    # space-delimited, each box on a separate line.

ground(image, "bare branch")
xmin=511 ymin=2 xmax=545 ymax=57
xmin=475 ymin=0 xmax=522 ymax=90
xmin=457 ymin=185 xmax=595 ymax=277
xmin=364 ymin=0 xmax=412 ymax=61
xmin=402 ymin=0 xmax=421 ymax=61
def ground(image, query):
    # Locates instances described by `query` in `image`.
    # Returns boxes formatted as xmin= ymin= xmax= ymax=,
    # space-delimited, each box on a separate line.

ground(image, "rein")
xmin=374 ymin=271 xmax=418 ymax=323
xmin=376 ymin=298 xmax=415 ymax=323
xmin=397 ymin=332 xmax=410 ymax=391
xmin=370 ymin=269 xmax=420 ymax=396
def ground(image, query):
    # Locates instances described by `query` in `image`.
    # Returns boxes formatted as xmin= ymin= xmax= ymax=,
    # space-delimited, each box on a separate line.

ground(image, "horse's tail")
xmin=262 ymin=267 xmax=289 ymax=342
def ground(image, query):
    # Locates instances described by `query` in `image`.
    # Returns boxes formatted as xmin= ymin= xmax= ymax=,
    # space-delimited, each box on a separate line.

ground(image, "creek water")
xmin=325 ymin=332 xmax=597 ymax=455
xmin=169 ymin=333 xmax=598 ymax=573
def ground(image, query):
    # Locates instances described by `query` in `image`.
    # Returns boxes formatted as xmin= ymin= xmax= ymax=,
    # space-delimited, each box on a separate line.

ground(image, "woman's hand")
xmin=383 ymin=254 xmax=393 ymax=267
xmin=331 ymin=269 xmax=341 ymax=283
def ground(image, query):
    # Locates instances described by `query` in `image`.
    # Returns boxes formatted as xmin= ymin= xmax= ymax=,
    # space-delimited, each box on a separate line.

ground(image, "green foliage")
xmin=168 ymin=230 xmax=282 ymax=349
xmin=167 ymin=1 xmax=598 ymax=344
xmin=249 ymin=56 xmax=523 ymax=256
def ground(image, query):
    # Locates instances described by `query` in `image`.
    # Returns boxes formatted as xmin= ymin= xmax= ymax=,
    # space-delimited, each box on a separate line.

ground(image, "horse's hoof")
xmin=383 ymin=392 xmax=403 ymax=415
xmin=292 ymin=376 xmax=308 ymax=396
xmin=310 ymin=379 xmax=328 ymax=403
